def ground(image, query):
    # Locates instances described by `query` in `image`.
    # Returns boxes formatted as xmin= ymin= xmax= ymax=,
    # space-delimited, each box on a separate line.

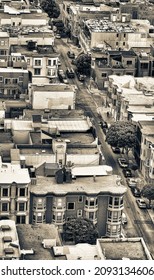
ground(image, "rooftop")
xmin=11 ymin=45 xmax=58 ymax=57
xmin=17 ymin=224 xmax=62 ymax=260
xmin=30 ymin=174 xmax=126 ymax=196
xmin=84 ymin=19 xmax=135 ymax=33
xmin=31 ymin=84 xmax=75 ymax=92
xmin=23 ymin=109 xmax=85 ymax=119
xmin=98 ymin=237 xmax=152 ymax=260
xmin=0 ymin=131 xmax=13 ymax=143
xmin=0 ymin=159 xmax=30 ymax=184
xmin=0 ymin=220 xmax=20 ymax=259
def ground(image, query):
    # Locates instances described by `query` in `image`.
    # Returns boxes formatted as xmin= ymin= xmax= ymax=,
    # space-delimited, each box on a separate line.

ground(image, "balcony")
xmin=84 ymin=205 xmax=98 ymax=212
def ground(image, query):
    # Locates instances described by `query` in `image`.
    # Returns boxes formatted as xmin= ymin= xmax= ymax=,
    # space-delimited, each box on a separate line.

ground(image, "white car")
xmin=136 ymin=199 xmax=147 ymax=209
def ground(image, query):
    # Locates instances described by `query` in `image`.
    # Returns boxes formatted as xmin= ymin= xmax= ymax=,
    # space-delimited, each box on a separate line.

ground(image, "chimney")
xmin=93 ymin=175 xmax=96 ymax=182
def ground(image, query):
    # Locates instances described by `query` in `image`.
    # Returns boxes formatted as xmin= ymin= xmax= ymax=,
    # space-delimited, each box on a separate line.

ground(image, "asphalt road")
xmin=55 ymin=38 xmax=154 ymax=258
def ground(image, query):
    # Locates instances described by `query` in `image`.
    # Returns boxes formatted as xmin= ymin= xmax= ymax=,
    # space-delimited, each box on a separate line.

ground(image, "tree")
xmin=63 ymin=217 xmax=98 ymax=244
xmin=76 ymin=54 xmax=91 ymax=76
xmin=40 ymin=0 xmax=60 ymax=18
xmin=106 ymin=121 xmax=136 ymax=154
xmin=141 ymin=184 xmax=154 ymax=208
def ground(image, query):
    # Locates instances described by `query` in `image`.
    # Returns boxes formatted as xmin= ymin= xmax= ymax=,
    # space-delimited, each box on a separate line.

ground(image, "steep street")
xmin=55 ymin=37 xmax=154 ymax=257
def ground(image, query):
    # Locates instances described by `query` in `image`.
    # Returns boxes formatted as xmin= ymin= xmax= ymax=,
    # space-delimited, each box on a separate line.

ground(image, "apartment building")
xmin=0 ymin=153 xmax=31 ymax=224
xmin=79 ymin=18 xmax=154 ymax=52
xmin=91 ymin=49 xmax=137 ymax=89
xmin=11 ymin=43 xmax=59 ymax=84
xmin=30 ymin=168 xmax=127 ymax=238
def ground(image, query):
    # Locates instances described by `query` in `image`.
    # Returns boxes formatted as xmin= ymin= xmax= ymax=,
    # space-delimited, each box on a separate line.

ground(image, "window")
xmin=2 ymin=188 xmax=8 ymax=197
xmin=57 ymin=199 xmax=62 ymax=208
xmin=102 ymin=73 xmax=107 ymax=77
xmin=116 ymin=42 xmax=118 ymax=46
xmin=1 ymin=41 xmax=4 ymax=46
xmin=27 ymin=58 xmax=30 ymax=65
xmin=0 ymin=50 xmax=7 ymax=55
xmin=53 ymin=59 xmax=56 ymax=66
xmin=5 ymin=78 xmax=11 ymax=84
xmin=77 ymin=209 xmax=82 ymax=217
xmin=48 ymin=59 xmax=52 ymax=66
xmin=2 ymin=203 xmax=8 ymax=212
xmin=116 ymin=34 xmax=119 ymax=37
xmin=123 ymin=42 xmax=125 ymax=46
xmin=127 ymin=60 xmax=132 ymax=65
xmin=78 ymin=196 xmax=83 ymax=203
xmin=0 ymin=76 xmax=3 ymax=82
xmin=34 ymin=68 xmax=41 ymax=75
xmin=19 ymin=76 xmax=23 ymax=82
xmin=67 ymin=202 xmax=75 ymax=210
xmin=124 ymin=33 xmax=126 ymax=38
xmin=141 ymin=63 xmax=148 ymax=69
xmin=19 ymin=188 xmax=25 ymax=197
xmin=19 ymin=203 xmax=25 ymax=212
xmin=34 ymin=59 xmax=41 ymax=66
xmin=16 ymin=215 xmax=26 ymax=224
xmin=12 ymin=78 xmax=18 ymax=84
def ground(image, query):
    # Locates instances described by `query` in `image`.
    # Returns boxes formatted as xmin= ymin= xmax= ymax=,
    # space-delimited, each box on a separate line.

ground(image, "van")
xmin=66 ymin=68 xmax=75 ymax=78
xmin=122 ymin=212 xmax=127 ymax=224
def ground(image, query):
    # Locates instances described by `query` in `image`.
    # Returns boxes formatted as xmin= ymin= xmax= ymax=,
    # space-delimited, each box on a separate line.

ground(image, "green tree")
xmin=76 ymin=54 xmax=91 ymax=76
xmin=141 ymin=184 xmax=154 ymax=208
xmin=106 ymin=121 xmax=136 ymax=154
xmin=63 ymin=217 xmax=98 ymax=244
xmin=41 ymin=0 xmax=60 ymax=18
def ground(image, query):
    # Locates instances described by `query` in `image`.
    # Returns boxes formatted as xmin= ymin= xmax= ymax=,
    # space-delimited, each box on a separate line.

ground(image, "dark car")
xmin=100 ymin=121 xmax=108 ymax=129
xmin=111 ymin=147 xmax=121 ymax=154
xmin=131 ymin=187 xmax=141 ymax=197
xmin=67 ymin=51 xmax=75 ymax=59
xmin=66 ymin=67 xmax=75 ymax=78
xmin=123 ymin=168 xmax=132 ymax=178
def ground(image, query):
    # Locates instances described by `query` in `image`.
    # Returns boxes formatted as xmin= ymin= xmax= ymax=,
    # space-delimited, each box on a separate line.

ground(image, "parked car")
xmin=111 ymin=147 xmax=121 ymax=154
xmin=66 ymin=67 xmax=75 ymax=78
xmin=55 ymin=33 xmax=61 ymax=39
xmin=123 ymin=168 xmax=133 ymax=178
xmin=126 ymin=178 xmax=137 ymax=188
xmin=117 ymin=157 xmax=129 ymax=168
xmin=71 ymin=59 xmax=76 ymax=65
xmin=67 ymin=51 xmax=75 ymax=59
xmin=100 ymin=121 xmax=108 ymax=129
xmin=131 ymin=187 xmax=141 ymax=197
xmin=136 ymin=199 xmax=147 ymax=209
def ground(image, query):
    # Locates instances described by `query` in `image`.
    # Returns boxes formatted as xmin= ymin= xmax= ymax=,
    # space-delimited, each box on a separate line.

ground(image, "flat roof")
xmin=0 ymin=131 xmax=13 ymax=143
xmin=17 ymin=224 xmax=61 ymax=260
xmin=30 ymin=174 xmax=126 ymax=195
xmin=0 ymin=162 xmax=30 ymax=184
xmin=72 ymin=165 xmax=112 ymax=176
xmin=128 ymin=105 xmax=154 ymax=113
xmin=0 ymin=220 xmax=20 ymax=259
xmin=23 ymin=109 xmax=85 ymax=119
xmin=98 ymin=238 xmax=152 ymax=260
xmin=12 ymin=45 xmax=58 ymax=57
xmin=53 ymin=243 xmax=105 ymax=260
xmin=32 ymin=84 xmax=75 ymax=92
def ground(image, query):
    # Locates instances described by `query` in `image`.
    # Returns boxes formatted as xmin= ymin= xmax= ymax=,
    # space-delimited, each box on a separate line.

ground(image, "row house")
xmin=30 ymin=168 xmax=127 ymax=238
xmin=107 ymin=75 xmax=154 ymax=121
xmin=0 ymin=67 xmax=29 ymax=99
xmin=11 ymin=42 xmax=59 ymax=84
xmin=136 ymin=121 xmax=154 ymax=182
xmin=0 ymin=31 xmax=9 ymax=55
xmin=0 ymin=154 xmax=31 ymax=224
xmin=91 ymin=49 xmax=137 ymax=89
